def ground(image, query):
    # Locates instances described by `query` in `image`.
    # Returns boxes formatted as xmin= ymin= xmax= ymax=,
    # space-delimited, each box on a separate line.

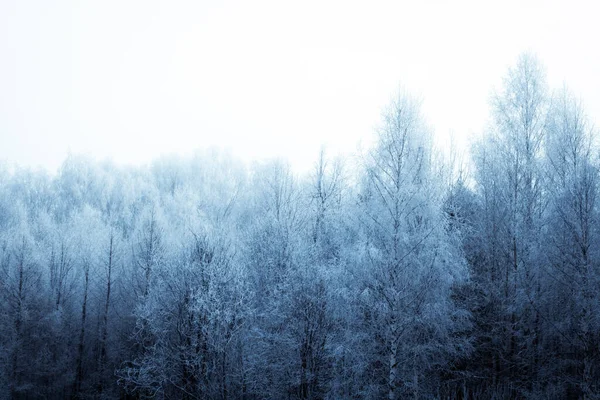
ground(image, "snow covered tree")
xmin=355 ymin=90 xmax=469 ymax=399
xmin=541 ymin=87 xmax=600 ymax=397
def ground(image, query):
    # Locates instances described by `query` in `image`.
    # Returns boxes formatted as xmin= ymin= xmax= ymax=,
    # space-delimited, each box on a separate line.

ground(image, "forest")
xmin=1 ymin=53 xmax=599 ymax=399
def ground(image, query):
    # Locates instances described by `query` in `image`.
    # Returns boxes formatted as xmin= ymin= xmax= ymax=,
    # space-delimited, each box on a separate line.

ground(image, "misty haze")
xmin=2 ymin=1 xmax=600 ymax=399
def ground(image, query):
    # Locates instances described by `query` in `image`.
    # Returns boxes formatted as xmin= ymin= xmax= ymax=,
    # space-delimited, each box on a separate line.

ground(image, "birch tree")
xmin=357 ymin=90 xmax=469 ymax=399
xmin=542 ymin=87 xmax=600 ymax=397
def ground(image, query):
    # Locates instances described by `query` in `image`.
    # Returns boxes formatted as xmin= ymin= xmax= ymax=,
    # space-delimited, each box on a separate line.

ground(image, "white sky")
xmin=1 ymin=0 xmax=599 ymax=174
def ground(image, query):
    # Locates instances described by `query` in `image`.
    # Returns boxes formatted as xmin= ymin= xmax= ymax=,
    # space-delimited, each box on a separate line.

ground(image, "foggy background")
xmin=1 ymin=0 xmax=599 ymax=172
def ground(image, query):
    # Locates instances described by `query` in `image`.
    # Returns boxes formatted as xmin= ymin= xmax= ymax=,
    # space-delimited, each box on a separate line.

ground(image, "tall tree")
xmin=468 ymin=52 xmax=549 ymax=396
xmin=356 ymin=90 xmax=469 ymax=399
xmin=97 ymin=228 xmax=119 ymax=396
xmin=542 ymin=87 xmax=600 ymax=397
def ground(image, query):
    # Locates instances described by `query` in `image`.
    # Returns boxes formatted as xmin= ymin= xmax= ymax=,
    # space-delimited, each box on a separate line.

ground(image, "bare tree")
xmin=97 ymin=229 xmax=118 ymax=395
xmin=543 ymin=87 xmax=600 ymax=396
xmin=311 ymin=148 xmax=343 ymax=246
xmin=357 ymin=90 xmax=468 ymax=399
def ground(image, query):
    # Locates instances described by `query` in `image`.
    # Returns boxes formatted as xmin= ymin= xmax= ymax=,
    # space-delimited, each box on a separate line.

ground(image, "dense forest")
xmin=1 ymin=53 xmax=599 ymax=399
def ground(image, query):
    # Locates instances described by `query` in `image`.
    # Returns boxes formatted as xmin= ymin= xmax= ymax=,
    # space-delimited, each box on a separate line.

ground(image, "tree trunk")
xmin=74 ymin=264 xmax=89 ymax=397
xmin=388 ymin=340 xmax=398 ymax=400
xmin=11 ymin=239 xmax=26 ymax=397
xmin=98 ymin=233 xmax=113 ymax=395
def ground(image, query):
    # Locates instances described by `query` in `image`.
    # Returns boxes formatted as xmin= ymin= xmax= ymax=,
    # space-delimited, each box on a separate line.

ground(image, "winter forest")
xmin=1 ymin=53 xmax=599 ymax=399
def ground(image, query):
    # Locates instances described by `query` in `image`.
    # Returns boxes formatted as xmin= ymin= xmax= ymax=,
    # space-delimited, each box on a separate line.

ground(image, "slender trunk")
xmin=313 ymin=211 xmax=322 ymax=244
xmin=98 ymin=234 xmax=114 ymax=395
xmin=388 ymin=340 xmax=398 ymax=400
xmin=143 ymin=213 xmax=156 ymax=298
xmin=50 ymin=247 xmax=58 ymax=309
xmin=240 ymin=340 xmax=247 ymax=400
xmin=301 ymin=341 xmax=308 ymax=399
xmin=11 ymin=240 xmax=25 ymax=396
xmin=508 ymin=235 xmax=517 ymax=376
xmin=413 ymin=361 xmax=419 ymax=400
xmin=56 ymin=242 xmax=66 ymax=309
xmin=74 ymin=264 xmax=89 ymax=397
xmin=583 ymin=349 xmax=592 ymax=398
xmin=222 ymin=349 xmax=228 ymax=400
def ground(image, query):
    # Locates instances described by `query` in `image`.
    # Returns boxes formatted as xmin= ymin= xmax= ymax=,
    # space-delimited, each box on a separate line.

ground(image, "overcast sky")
xmin=1 ymin=0 xmax=599 ymax=173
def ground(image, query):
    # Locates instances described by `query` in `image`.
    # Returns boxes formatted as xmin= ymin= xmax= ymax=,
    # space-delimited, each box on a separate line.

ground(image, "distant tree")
xmin=310 ymin=148 xmax=344 ymax=248
xmin=134 ymin=206 xmax=165 ymax=299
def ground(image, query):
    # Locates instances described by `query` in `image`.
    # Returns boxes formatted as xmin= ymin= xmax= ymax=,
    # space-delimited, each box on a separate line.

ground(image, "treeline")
xmin=1 ymin=53 xmax=599 ymax=399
